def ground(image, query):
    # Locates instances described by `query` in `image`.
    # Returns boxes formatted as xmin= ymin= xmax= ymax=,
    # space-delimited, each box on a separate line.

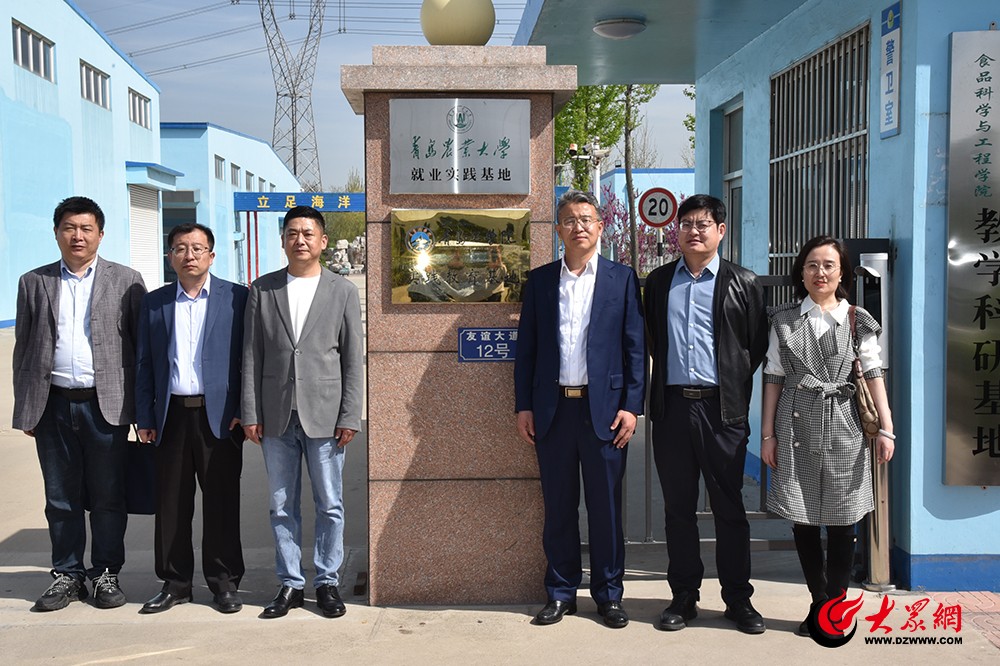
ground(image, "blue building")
xmin=520 ymin=0 xmax=1000 ymax=591
xmin=0 ymin=0 xmax=170 ymax=323
xmin=0 ymin=1 xmax=299 ymax=325
xmin=160 ymin=123 xmax=301 ymax=285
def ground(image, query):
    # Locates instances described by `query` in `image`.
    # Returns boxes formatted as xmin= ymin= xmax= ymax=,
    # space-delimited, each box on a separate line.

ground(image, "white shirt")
xmin=764 ymin=296 xmax=882 ymax=376
xmin=557 ymin=252 xmax=598 ymax=386
xmin=286 ymin=272 xmax=321 ymax=343
xmin=169 ymin=274 xmax=210 ymax=396
xmin=51 ymin=259 xmax=97 ymax=389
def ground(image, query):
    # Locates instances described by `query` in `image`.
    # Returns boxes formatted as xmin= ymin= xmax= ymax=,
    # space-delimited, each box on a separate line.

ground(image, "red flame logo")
xmin=818 ymin=590 xmax=865 ymax=637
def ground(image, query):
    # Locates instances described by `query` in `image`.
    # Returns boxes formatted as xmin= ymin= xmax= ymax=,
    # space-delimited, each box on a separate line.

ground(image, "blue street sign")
xmin=458 ymin=327 xmax=518 ymax=362
xmin=233 ymin=192 xmax=366 ymax=213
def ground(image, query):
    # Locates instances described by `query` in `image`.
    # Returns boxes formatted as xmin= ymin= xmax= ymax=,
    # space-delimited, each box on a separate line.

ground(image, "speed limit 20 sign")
xmin=638 ymin=187 xmax=678 ymax=228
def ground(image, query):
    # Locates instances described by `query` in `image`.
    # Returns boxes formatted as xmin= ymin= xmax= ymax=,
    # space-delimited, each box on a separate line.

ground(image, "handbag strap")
xmin=848 ymin=304 xmax=862 ymax=357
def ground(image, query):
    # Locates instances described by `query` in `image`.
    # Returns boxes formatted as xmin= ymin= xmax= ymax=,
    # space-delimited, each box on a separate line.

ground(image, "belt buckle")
xmin=682 ymin=387 xmax=700 ymax=399
xmin=182 ymin=396 xmax=204 ymax=408
xmin=564 ymin=387 xmax=584 ymax=398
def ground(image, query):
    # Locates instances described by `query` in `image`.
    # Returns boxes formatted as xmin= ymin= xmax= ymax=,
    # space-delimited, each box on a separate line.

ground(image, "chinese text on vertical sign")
xmin=946 ymin=31 xmax=1000 ymax=485
xmin=880 ymin=3 xmax=901 ymax=139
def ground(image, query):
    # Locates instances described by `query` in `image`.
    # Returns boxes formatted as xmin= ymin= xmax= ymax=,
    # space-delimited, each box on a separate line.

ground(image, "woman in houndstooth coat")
xmin=759 ymin=236 xmax=895 ymax=636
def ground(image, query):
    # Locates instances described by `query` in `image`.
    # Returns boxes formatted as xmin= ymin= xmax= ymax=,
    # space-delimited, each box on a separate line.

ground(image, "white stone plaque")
xmin=389 ymin=98 xmax=530 ymax=194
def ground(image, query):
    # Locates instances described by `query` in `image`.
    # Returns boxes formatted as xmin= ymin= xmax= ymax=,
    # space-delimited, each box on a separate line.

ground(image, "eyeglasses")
xmin=678 ymin=219 xmax=717 ymax=232
xmin=803 ymin=261 xmax=841 ymax=275
xmin=557 ymin=216 xmax=598 ymax=229
xmin=170 ymin=245 xmax=210 ymax=257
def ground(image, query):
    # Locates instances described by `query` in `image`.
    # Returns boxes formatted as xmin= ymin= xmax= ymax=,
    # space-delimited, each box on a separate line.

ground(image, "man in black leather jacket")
xmin=644 ymin=194 xmax=768 ymax=635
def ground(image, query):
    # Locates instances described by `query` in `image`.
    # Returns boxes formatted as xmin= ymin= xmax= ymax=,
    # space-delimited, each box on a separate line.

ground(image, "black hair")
xmin=791 ymin=234 xmax=853 ymax=300
xmin=677 ymin=194 xmax=726 ymax=226
xmin=167 ymin=222 xmax=215 ymax=251
xmin=282 ymin=205 xmax=325 ymax=233
xmin=53 ymin=196 xmax=105 ymax=231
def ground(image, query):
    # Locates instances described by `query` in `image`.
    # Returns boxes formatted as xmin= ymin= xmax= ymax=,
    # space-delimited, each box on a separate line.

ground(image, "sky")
xmin=72 ymin=0 xmax=694 ymax=190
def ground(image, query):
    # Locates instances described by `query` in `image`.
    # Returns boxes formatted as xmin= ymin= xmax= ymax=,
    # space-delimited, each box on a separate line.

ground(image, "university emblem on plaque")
xmin=406 ymin=226 xmax=435 ymax=253
xmin=447 ymin=105 xmax=474 ymax=134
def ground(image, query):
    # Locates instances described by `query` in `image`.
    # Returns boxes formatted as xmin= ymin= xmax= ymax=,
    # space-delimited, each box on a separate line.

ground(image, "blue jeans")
xmin=261 ymin=412 xmax=345 ymax=589
xmin=33 ymin=391 xmax=129 ymax=580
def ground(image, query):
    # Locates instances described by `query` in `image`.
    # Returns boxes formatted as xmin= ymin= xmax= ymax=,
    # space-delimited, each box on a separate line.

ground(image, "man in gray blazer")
xmin=242 ymin=206 xmax=363 ymax=620
xmin=13 ymin=196 xmax=146 ymax=612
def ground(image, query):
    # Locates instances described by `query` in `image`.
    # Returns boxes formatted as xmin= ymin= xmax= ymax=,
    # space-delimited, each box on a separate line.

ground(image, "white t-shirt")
xmin=285 ymin=272 xmax=321 ymax=343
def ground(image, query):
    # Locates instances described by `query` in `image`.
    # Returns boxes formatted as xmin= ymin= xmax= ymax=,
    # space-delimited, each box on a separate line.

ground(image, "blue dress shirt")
xmin=168 ymin=274 xmax=210 ymax=396
xmin=666 ymin=254 xmax=720 ymax=386
xmin=51 ymin=260 xmax=96 ymax=389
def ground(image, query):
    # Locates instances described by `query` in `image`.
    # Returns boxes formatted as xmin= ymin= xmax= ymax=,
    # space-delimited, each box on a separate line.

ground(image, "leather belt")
xmin=51 ymin=386 xmax=96 ymax=401
xmin=560 ymin=385 xmax=587 ymax=399
xmin=172 ymin=394 xmax=206 ymax=408
xmin=672 ymin=385 xmax=718 ymax=400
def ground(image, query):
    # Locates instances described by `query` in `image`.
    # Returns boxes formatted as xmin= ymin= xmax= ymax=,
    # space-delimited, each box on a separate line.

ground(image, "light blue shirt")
xmin=666 ymin=254 xmax=720 ymax=386
xmin=51 ymin=259 xmax=97 ymax=389
xmin=168 ymin=274 xmax=210 ymax=396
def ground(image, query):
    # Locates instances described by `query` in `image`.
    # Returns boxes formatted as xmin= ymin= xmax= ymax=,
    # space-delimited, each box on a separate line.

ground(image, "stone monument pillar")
xmin=341 ymin=46 xmax=576 ymax=604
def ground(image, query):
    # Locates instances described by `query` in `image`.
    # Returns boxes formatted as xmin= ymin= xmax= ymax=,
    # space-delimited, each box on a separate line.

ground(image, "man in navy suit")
xmin=514 ymin=190 xmax=645 ymax=628
xmin=135 ymin=222 xmax=248 ymax=614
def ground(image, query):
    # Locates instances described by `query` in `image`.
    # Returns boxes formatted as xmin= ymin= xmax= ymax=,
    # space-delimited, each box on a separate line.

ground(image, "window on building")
xmin=231 ymin=163 xmax=241 ymax=187
xmin=270 ymin=182 xmax=276 ymax=192
xmin=79 ymin=61 xmax=109 ymax=109
xmin=128 ymin=88 xmax=151 ymax=129
xmin=722 ymin=103 xmax=743 ymax=264
xmin=258 ymin=176 xmax=266 ymax=192
xmin=246 ymin=171 xmax=254 ymax=191
xmin=214 ymin=155 xmax=225 ymax=180
xmin=12 ymin=21 xmax=54 ymax=82
xmin=769 ymin=24 xmax=870 ymax=304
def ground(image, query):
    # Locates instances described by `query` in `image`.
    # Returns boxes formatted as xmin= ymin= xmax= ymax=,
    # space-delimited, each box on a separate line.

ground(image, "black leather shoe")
xmin=724 ymin=600 xmax=766 ymax=634
xmin=140 ymin=588 xmax=192 ymax=614
xmin=658 ymin=591 xmax=698 ymax=631
xmin=315 ymin=584 xmax=346 ymax=618
xmin=212 ymin=590 xmax=243 ymax=614
xmin=534 ymin=600 xmax=577 ymax=625
xmin=597 ymin=601 xmax=629 ymax=628
xmin=262 ymin=586 xmax=304 ymax=618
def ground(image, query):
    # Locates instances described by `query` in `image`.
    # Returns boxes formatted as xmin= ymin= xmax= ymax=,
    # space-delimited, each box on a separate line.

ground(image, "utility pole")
xmin=258 ymin=0 xmax=326 ymax=191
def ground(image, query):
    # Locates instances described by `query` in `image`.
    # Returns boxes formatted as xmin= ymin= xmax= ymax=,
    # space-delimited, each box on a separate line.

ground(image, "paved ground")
xmin=0 ymin=275 xmax=998 ymax=663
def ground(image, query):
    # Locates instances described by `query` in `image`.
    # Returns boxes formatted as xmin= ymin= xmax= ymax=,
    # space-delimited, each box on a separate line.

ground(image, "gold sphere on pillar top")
xmin=420 ymin=0 xmax=496 ymax=46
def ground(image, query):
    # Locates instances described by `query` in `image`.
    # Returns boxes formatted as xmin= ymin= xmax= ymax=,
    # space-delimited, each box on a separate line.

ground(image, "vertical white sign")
xmin=880 ymin=3 xmax=902 ymax=139
xmin=945 ymin=31 xmax=1000 ymax=485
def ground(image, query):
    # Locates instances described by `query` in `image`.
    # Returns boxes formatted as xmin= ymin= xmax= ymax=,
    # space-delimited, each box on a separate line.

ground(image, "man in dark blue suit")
xmin=135 ymin=222 xmax=248 ymax=614
xmin=515 ymin=190 xmax=645 ymax=628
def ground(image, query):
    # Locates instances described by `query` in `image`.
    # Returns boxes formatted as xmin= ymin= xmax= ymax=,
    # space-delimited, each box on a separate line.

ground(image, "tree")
xmin=600 ymin=184 xmax=680 ymax=277
xmin=555 ymin=86 xmax=627 ymax=191
xmin=323 ymin=167 xmax=365 ymax=242
xmin=619 ymin=120 xmax=658 ymax=169
xmin=682 ymin=86 xmax=696 ymax=150
xmin=621 ymin=84 xmax=660 ymax=272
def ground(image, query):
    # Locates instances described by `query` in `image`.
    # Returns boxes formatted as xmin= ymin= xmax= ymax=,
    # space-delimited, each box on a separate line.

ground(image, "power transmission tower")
xmin=258 ymin=0 xmax=326 ymax=191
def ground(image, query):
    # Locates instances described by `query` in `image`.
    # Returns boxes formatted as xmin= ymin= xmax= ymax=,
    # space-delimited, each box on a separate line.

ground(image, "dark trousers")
xmin=652 ymin=390 xmax=753 ymax=605
xmin=33 ymin=389 xmax=128 ymax=580
xmin=155 ymin=396 xmax=244 ymax=596
xmin=534 ymin=395 xmax=627 ymax=605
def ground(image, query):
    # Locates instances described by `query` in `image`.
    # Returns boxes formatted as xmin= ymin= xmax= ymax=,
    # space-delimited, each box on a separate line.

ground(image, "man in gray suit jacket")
xmin=13 ymin=196 xmax=146 ymax=612
xmin=242 ymin=206 xmax=363 ymax=620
